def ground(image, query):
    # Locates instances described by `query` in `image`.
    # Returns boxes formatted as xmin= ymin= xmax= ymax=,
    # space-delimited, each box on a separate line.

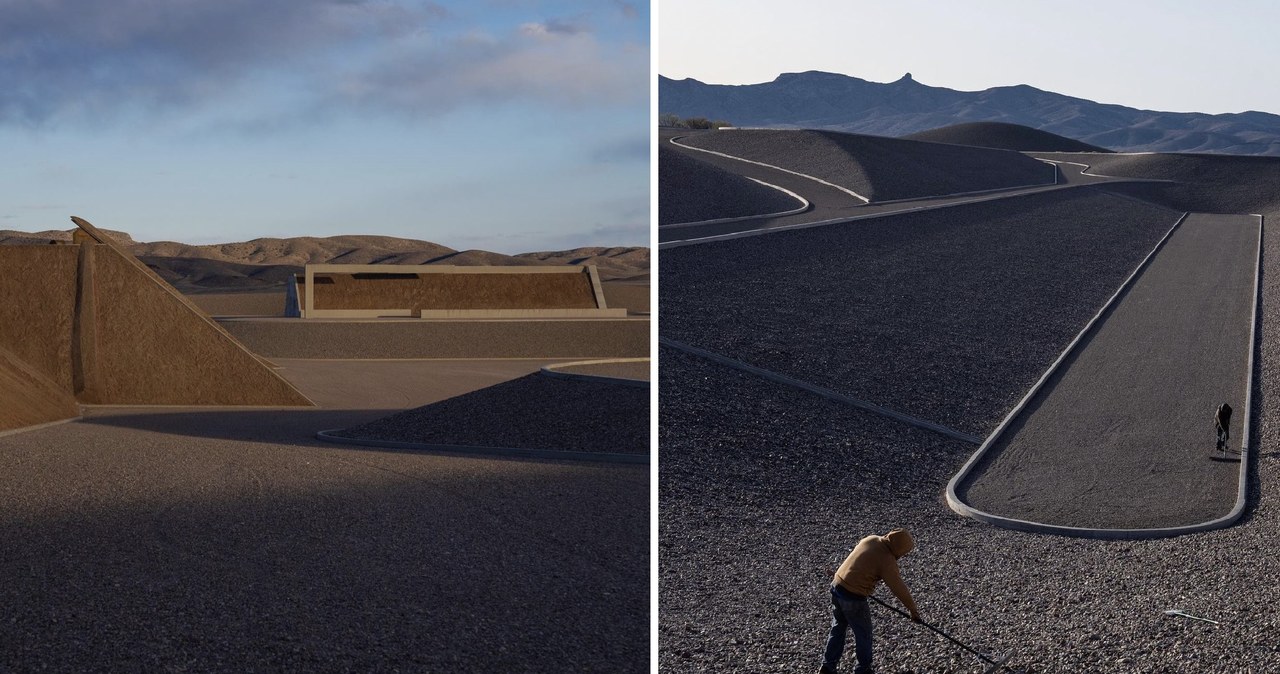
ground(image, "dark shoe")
xmin=818 ymin=666 xmax=837 ymax=674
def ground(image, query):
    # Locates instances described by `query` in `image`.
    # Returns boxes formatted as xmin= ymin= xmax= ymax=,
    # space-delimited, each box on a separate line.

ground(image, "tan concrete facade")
xmin=0 ymin=245 xmax=79 ymax=392
xmin=287 ymin=264 xmax=626 ymax=319
xmin=0 ymin=345 xmax=79 ymax=432
xmin=0 ymin=218 xmax=313 ymax=421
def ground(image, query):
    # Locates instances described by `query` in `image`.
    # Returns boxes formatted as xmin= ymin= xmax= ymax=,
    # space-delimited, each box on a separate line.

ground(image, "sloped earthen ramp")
xmin=0 ymin=217 xmax=311 ymax=423
xmin=949 ymin=213 xmax=1259 ymax=535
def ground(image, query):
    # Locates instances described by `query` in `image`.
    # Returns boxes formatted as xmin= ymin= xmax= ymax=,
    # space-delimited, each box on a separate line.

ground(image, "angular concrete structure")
xmin=285 ymin=264 xmax=627 ymax=319
xmin=0 ymin=217 xmax=312 ymax=420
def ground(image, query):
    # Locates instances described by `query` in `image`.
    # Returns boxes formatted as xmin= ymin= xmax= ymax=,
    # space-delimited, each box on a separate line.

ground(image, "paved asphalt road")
xmin=958 ymin=213 xmax=1259 ymax=529
xmin=0 ymin=359 xmax=648 ymax=672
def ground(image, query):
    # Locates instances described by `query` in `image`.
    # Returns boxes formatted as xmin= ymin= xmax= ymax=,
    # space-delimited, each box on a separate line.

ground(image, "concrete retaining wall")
xmin=219 ymin=318 xmax=650 ymax=359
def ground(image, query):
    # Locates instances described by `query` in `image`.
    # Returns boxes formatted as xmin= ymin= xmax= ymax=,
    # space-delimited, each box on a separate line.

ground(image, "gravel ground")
xmin=3 ymin=406 xmax=648 ymax=672
xmin=659 ymin=319 xmax=1280 ymax=672
xmin=330 ymin=372 xmax=649 ymax=455
xmin=1036 ymin=152 xmax=1280 ymax=217
xmin=661 ymin=186 xmax=1180 ymax=438
xmin=677 ymin=129 xmax=1056 ymax=202
xmin=659 ymin=151 xmax=1280 ymax=672
xmin=661 ymin=144 xmax=803 ymax=225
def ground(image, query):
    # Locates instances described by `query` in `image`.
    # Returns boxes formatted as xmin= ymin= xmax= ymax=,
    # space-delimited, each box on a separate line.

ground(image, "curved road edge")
xmin=660 ymin=177 xmax=811 ymax=230
xmin=668 ymin=134 xmax=871 ymax=203
xmin=942 ymin=211 xmax=1259 ymax=537
xmin=944 ymin=213 xmax=1261 ymax=539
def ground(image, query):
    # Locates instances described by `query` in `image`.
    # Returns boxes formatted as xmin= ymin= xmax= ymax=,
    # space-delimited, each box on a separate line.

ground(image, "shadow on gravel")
xmin=78 ymin=408 xmax=397 ymax=447
xmin=0 ymin=461 xmax=648 ymax=672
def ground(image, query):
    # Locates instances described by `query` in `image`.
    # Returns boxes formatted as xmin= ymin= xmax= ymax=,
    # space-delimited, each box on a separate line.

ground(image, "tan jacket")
xmin=833 ymin=530 xmax=918 ymax=615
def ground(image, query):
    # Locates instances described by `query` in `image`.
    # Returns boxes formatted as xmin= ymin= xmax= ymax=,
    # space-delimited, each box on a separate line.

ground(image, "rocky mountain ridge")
xmin=660 ymin=71 xmax=1280 ymax=155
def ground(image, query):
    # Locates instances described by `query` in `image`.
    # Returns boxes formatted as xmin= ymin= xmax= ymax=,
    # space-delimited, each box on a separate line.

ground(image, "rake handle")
xmin=869 ymin=595 xmax=996 ymax=664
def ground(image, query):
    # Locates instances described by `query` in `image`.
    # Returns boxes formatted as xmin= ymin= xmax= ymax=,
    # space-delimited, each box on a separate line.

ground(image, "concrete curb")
xmin=539 ymin=358 xmax=650 ymax=388
xmin=659 ymin=181 xmax=1082 ymax=250
xmin=945 ymin=211 xmax=1261 ymax=539
xmin=314 ymin=430 xmax=649 ymax=465
xmin=0 ymin=415 xmax=82 ymax=439
xmin=660 ymin=178 xmax=810 ymax=229
xmin=668 ymin=135 xmax=871 ymax=203
xmin=659 ymin=337 xmax=980 ymax=445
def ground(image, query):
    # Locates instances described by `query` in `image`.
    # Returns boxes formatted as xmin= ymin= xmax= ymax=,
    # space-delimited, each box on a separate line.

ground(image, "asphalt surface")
xmin=958 ymin=213 xmax=1259 ymax=529
xmin=0 ymin=359 xmax=648 ymax=672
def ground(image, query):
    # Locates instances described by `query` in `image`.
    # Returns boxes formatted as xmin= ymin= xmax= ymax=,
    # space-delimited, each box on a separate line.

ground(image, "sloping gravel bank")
xmin=329 ymin=372 xmax=649 ymax=455
xmin=1038 ymin=152 xmax=1280 ymax=217
xmin=661 ymin=144 xmax=803 ymax=225
xmin=905 ymin=122 xmax=1109 ymax=153
xmin=677 ymin=129 xmax=1055 ymax=201
xmin=661 ymin=187 xmax=1180 ymax=437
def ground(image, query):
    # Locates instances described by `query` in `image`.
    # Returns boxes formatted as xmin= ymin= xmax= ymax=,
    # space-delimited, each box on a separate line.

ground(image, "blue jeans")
xmin=823 ymin=585 xmax=873 ymax=672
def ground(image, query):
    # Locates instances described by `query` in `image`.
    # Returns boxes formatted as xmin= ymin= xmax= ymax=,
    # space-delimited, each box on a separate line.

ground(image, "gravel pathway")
xmin=677 ymin=129 xmax=1055 ymax=202
xmin=959 ymin=213 xmax=1258 ymax=529
xmin=661 ymin=187 xmax=1181 ymax=438
xmin=330 ymin=372 xmax=649 ymax=455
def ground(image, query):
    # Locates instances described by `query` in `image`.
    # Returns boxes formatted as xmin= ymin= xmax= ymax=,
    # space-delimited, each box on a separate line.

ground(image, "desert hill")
xmin=675 ymin=128 xmax=1055 ymax=202
xmin=0 ymin=229 xmax=650 ymax=290
xmin=660 ymin=71 xmax=1280 ymax=155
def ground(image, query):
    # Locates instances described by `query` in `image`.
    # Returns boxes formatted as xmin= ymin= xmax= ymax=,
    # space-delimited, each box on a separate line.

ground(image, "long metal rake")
xmin=870 ymin=595 xmax=1018 ymax=673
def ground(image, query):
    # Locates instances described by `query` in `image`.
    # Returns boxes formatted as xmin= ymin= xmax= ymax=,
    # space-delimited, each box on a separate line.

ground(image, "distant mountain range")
xmin=660 ymin=71 xmax=1280 ymax=155
xmin=0 ymin=229 xmax=650 ymax=290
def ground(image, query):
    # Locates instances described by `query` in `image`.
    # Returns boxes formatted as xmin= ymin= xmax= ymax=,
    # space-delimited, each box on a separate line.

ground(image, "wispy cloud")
xmin=333 ymin=29 xmax=645 ymax=118
xmin=590 ymin=134 xmax=650 ymax=163
xmin=0 ymin=0 xmax=647 ymax=127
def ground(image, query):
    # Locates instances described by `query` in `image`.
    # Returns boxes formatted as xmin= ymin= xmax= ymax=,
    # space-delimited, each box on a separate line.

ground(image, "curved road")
xmin=953 ymin=213 xmax=1259 ymax=532
xmin=659 ymin=131 xmax=1164 ymax=246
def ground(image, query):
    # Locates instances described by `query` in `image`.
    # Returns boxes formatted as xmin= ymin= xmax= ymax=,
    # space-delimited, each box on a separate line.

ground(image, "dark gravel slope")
xmin=659 ymin=284 xmax=1280 ymax=672
xmin=1040 ymin=152 xmax=1280 ymax=218
xmin=677 ymin=129 xmax=1055 ymax=202
xmin=330 ymin=373 xmax=649 ymax=455
xmin=660 ymin=144 xmax=803 ymax=225
xmin=661 ymin=187 xmax=1180 ymax=437
xmin=905 ymin=121 xmax=1110 ymax=153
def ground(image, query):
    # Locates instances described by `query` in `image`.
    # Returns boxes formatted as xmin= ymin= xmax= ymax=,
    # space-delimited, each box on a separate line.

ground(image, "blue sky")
xmin=0 ymin=0 xmax=649 ymax=253
xmin=661 ymin=0 xmax=1280 ymax=117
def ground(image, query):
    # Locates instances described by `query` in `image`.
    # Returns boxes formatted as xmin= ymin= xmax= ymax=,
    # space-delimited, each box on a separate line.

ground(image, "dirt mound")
xmin=659 ymin=144 xmax=803 ymax=225
xmin=904 ymin=121 xmax=1109 ymax=153
xmin=677 ymin=129 xmax=1055 ymax=202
